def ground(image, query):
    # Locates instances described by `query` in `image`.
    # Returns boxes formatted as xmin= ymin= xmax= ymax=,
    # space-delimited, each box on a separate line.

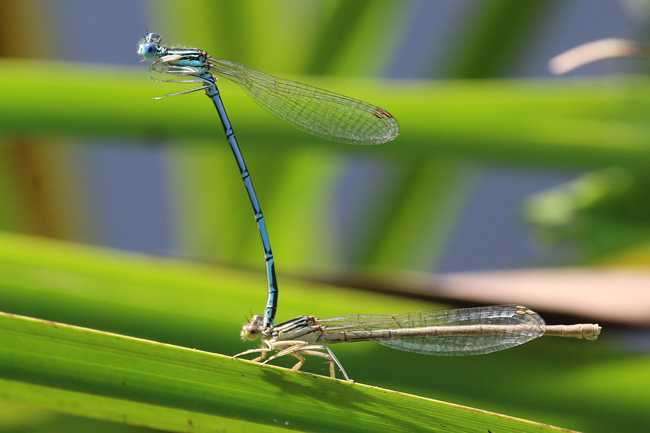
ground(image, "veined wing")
xmin=318 ymin=305 xmax=546 ymax=356
xmin=208 ymin=57 xmax=399 ymax=145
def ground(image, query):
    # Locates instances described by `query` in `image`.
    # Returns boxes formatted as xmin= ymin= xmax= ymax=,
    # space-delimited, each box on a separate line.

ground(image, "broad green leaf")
xmin=1 ymin=310 xmax=584 ymax=433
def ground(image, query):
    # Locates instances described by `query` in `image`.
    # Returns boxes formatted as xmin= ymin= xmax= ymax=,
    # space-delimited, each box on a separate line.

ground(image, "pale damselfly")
xmin=137 ymin=32 xmax=399 ymax=329
xmin=235 ymin=305 xmax=601 ymax=381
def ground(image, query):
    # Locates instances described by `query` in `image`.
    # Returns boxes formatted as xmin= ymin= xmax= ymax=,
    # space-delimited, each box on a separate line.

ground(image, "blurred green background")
xmin=1 ymin=0 xmax=649 ymax=432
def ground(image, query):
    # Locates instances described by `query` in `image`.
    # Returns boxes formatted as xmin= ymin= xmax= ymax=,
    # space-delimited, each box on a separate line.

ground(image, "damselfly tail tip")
xmin=593 ymin=324 xmax=602 ymax=340
xmin=580 ymin=323 xmax=601 ymax=341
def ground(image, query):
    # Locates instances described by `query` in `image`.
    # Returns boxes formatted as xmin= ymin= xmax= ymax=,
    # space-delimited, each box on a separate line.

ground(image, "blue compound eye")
xmin=138 ymin=42 xmax=157 ymax=60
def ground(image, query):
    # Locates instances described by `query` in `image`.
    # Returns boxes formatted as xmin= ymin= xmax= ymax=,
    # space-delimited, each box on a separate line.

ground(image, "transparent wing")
xmin=209 ymin=57 xmax=399 ymax=145
xmin=318 ymin=305 xmax=546 ymax=356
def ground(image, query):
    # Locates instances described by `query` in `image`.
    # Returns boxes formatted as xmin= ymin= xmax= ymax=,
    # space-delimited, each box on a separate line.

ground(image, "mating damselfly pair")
xmin=138 ymin=32 xmax=398 ymax=332
xmin=138 ymin=33 xmax=600 ymax=381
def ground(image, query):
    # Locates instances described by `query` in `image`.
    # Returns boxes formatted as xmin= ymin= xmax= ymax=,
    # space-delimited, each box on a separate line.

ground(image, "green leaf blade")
xmin=0 ymin=311 xmax=577 ymax=433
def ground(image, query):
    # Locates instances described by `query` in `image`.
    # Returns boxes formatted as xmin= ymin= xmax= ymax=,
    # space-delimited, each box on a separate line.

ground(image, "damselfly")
xmin=235 ymin=305 xmax=601 ymax=381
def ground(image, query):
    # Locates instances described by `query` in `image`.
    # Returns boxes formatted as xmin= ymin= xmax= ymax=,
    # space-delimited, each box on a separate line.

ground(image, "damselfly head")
xmin=240 ymin=314 xmax=264 ymax=341
xmin=138 ymin=32 xmax=161 ymax=60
